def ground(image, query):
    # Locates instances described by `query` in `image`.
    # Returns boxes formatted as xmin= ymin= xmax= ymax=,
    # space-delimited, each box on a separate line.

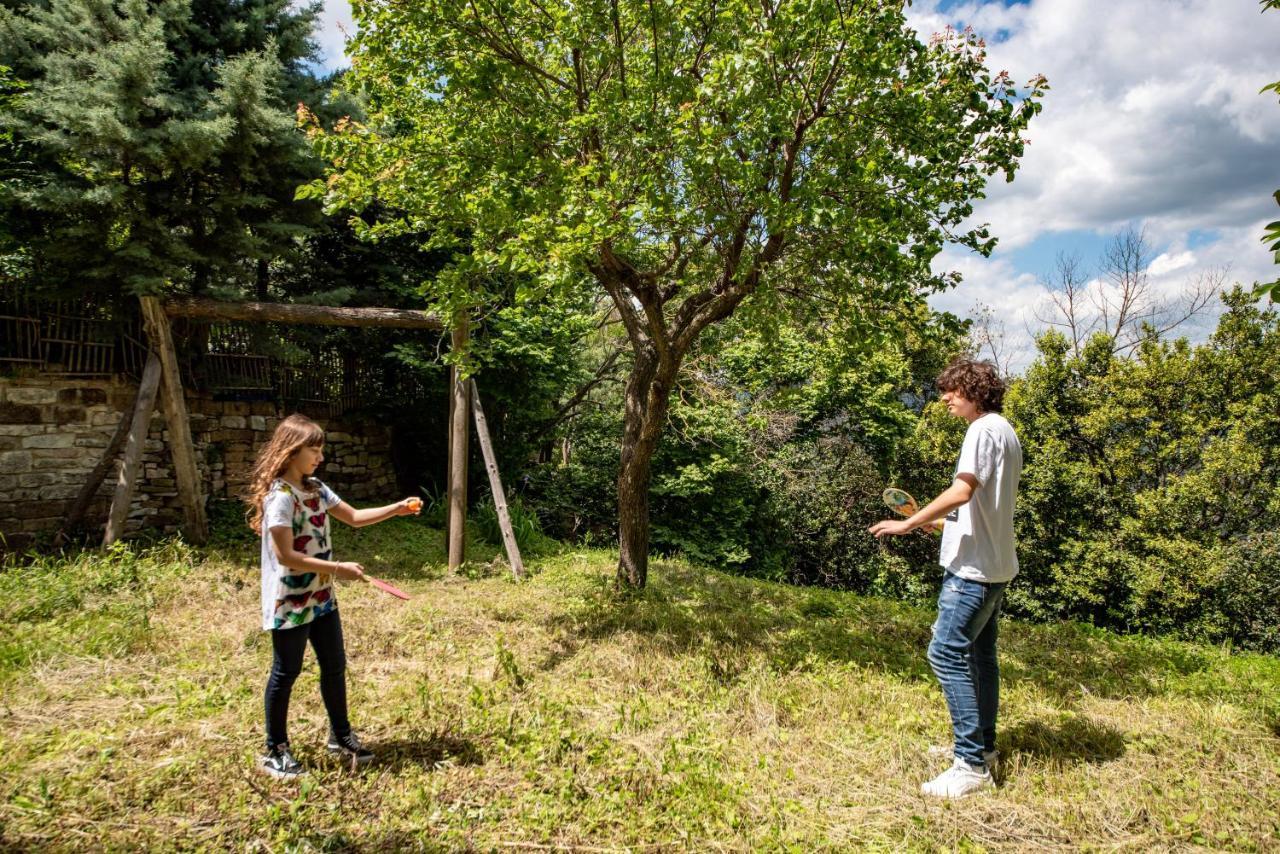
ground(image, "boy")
xmin=869 ymin=358 xmax=1022 ymax=798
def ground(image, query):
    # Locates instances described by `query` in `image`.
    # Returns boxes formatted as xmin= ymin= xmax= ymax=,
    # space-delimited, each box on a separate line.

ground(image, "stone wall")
xmin=0 ymin=375 xmax=397 ymax=550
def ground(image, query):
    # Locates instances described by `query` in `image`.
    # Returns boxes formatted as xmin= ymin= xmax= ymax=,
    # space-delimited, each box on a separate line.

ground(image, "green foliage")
xmin=473 ymin=495 xmax=559 ymax=557
xmin=907 ymin=289 xmax=1280 ymax=650
xmin=0 ymin=0 xmax=323 ymax=297
xmin=0 ymin=540 xmax=194 ymax=682
xmin=524 ymin=299 xmax=966 ymax=582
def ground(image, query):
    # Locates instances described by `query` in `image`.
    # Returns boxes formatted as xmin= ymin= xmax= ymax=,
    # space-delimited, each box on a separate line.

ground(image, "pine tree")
xmin=0 ymin=0 xmax=324 ymax=298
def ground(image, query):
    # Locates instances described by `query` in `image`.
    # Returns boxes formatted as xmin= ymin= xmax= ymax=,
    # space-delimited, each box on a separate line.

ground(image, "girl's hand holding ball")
xmin=400 ymin=497 xmax=422 ymax=516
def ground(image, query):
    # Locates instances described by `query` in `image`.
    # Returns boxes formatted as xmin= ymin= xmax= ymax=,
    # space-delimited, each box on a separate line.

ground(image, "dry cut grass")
xmin=1 ymin=518 xmax=1278 ymax=851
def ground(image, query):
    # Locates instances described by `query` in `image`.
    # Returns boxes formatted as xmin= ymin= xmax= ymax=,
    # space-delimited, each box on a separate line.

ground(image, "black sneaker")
xmin=259 ymin=744 xmax=304 ymax=779
xmin=327 ymin=731 xmax=374 ymax=766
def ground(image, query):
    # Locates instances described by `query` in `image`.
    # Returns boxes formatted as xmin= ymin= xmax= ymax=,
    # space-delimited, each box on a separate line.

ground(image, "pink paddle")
xmin=367 ymin=576 xmax=410 ymax=600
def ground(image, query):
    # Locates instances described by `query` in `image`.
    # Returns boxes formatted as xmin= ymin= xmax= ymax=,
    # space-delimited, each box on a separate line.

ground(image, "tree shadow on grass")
xmin=547 ymin=562 xmax=1236 ymax=706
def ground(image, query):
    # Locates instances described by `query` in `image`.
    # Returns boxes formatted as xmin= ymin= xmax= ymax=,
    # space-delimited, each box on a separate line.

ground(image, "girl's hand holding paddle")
xmin=334 ymin=561 xmax=366 ymax=581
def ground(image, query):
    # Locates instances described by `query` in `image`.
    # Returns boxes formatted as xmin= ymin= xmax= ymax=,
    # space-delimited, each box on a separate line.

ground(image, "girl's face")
xmin=293 ymin=443 xmax=324 ymax=476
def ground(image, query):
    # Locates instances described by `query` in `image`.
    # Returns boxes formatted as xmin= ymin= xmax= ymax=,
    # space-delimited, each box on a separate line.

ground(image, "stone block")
xmin=32 ymin=457 xmax=88 ymax=473
xmin=57 ymin=387 xmax=109 ymax=406
xmin=54 ymin=406 xmax=86 ymax=425
xmin=17 ymin=473 xmax=58 ymax=488
xmin=74 ymin=434 xmax=111 ymax=449
xmin=0 ymin=402 xmax=42 ymax=425
xmin=0 ymin=475 xmax=15 ymax=491
xmin=0 ymin=437 xmax=17 ymax=451
xmin=6 ymin=387 xmax=56 ymax=405
xmin=0 ymin=531 xmax=35 ymax=550
xmin=23 ymin=434 xmax=75 ymax=449
xmin=0 ymin=451 xmax=33 ymax=473
xmin=41 ymin=484 xmax=80 ymax=500
xmin=11 ymin=499 xmax=60 ymax=518
xmin=223 ymin=415 xmax=246 ymax=429
xmin=249 ymin=415 xmax=267 ymax=431
xmin=0 ymin=425 xmax=43 ymax=436
xmin=24 ymin=518 xmax=61 ymax=532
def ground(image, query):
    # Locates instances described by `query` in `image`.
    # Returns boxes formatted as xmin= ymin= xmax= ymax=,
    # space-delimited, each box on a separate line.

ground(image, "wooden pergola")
xmin=92 ymin=295 xmax=522 ymax=577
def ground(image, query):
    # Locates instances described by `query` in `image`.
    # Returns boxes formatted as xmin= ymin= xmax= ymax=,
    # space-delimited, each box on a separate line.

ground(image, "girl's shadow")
xmin=373 ymin=731 xmax=484 ymax=772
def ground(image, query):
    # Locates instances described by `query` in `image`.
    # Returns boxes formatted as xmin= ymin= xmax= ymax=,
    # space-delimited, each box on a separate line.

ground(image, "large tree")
xmin=310 ymin=0 xmax=1045 ymax=588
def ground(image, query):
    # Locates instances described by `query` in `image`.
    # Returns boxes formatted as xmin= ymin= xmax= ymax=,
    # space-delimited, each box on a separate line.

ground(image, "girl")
xmin=245 ymin=413 xmax=419 ymax=779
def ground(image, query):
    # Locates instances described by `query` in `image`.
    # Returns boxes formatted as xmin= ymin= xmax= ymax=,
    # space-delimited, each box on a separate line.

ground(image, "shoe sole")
xmin=921 ymin=783 xmax=994 ymax=799
xmin=258 ymin=762 xmax=305 ymax=780
xmin=327 ymin=746 xmax=374 ymax=765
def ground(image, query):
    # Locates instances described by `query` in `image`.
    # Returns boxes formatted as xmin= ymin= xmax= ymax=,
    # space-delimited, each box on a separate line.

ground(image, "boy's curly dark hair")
xmin=936 ymin=359 xmax=1005 ymax=414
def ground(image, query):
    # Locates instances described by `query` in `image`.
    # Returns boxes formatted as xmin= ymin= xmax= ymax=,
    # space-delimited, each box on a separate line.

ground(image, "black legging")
xmin=264 ymin=608 xmax=351 ymax=750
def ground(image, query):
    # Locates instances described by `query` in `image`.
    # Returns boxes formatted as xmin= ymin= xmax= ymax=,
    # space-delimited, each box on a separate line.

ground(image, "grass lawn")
xmin=2 ymin=518 xmax=1278 ymax=851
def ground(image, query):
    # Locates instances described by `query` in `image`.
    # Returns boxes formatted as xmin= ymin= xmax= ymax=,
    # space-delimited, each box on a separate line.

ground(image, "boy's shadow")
xmin=374 ymin=731 xmax=484 ymax=772
xmin=1000 ymin=714 xmax=1126 ymax=770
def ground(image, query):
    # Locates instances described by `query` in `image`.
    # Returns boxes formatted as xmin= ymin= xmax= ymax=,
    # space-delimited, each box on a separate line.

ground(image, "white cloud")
xmin=911 ymin=1 xmax=1280 ymax=370
xmin=1148 ymin=250 xmax=1195 ymax=277
xmin=310 ymin=0 xmax=354 ymax=72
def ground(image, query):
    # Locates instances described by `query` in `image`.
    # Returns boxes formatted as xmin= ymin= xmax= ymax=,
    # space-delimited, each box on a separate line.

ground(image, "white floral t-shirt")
xmin=260 ymin=478 xmax=342 ymax=631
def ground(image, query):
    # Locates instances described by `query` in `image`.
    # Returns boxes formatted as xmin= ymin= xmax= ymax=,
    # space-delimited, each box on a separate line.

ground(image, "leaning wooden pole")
xmin=56 ymin=380 xmax=141 ymax=548
xmin=469 ymin=380 xmax=524 ymax=580
xmin=446 ymin=315 xmax=470 ymax=571
xmin=139 ymin=296 xmax=208 ymax=545
xmin=102 ymin=354 xmax=163 ymax=547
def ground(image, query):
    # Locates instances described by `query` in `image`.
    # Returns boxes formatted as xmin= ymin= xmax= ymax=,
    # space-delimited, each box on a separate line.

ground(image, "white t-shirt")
xmin=938 ymin=413 xmax=1022 ymax=583
xmin=260 ymin=478 xmax=342 ymax=631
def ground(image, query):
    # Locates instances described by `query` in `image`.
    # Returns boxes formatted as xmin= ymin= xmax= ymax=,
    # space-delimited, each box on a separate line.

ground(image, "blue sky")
xmin=310 ymin=0 xmax=1280 ymax=370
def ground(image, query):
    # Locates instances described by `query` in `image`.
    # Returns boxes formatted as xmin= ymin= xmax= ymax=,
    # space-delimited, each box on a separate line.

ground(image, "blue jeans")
xmin=927 ymin=572 xmax=1007 ymax=767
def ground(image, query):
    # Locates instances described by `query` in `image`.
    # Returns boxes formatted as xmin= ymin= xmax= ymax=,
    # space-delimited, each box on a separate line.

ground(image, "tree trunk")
xmin=614 ymin=355 xmax=673 ymax=590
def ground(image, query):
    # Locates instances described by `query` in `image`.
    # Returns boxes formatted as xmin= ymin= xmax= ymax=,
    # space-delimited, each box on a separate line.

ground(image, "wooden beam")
xmin=102 ymin=354 xmax=162 ymax=547
xmin=469 ymin=380 xmax=524 ymax=579
xmin=163 ymin=296 xmax=444 ymax=330
xmin=447 ymin=316 xmax=470 ymax=571
xmin=140 ymin=296 xmax=208 ymax=544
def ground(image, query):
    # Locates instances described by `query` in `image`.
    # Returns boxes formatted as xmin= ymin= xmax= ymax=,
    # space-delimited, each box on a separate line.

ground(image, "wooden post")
xmin=469 ymin=380 xmax=524 ymax=579
xmin=139 ymin=296 xmax=208 ymax=544
xmin=447 ymin=315 xmax=470 ymax=571
xmin=102 ymin=354 xmax=163 ymax=547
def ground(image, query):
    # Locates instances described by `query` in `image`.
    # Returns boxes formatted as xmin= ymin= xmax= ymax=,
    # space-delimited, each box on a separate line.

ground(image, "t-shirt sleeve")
xmin=318 ymin=481 xmax=342 ymax=510
xmin=955 ymin=424 xmax=998 ymax=486
xmin=263 ymin=489 xmax=294 ymax=531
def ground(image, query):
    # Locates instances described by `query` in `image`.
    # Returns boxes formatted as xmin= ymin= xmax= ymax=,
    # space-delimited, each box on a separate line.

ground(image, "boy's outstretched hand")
xmin=869 ymin=519 xmax=914 ymax=538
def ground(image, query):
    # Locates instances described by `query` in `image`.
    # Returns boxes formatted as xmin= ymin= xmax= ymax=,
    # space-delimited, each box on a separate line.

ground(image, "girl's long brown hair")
xmin=244 ymin=414 xmax=325 ymax=533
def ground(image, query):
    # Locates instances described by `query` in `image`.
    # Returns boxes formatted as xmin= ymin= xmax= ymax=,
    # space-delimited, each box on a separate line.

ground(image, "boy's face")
xmin=294 ymin=444 xmax=324 ymax=475
xmin=940 ymin=389 xmax=981 ymax=423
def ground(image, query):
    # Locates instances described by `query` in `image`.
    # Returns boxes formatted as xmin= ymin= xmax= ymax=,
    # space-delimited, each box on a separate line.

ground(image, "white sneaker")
xmin=928 ymin=744 xmax=999 ymax=769
xmin=921 ymin=758 xmax=994 ymax=799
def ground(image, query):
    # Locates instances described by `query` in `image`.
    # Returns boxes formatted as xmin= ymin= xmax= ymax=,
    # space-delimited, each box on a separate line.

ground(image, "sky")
xmin=309 ymin=0 xmax=1280 ymax=372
